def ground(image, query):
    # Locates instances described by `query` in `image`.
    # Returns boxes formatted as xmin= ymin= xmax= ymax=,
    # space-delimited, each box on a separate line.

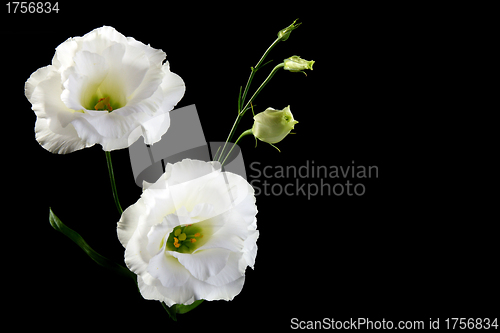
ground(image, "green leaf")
xmin=176 ymin=300 xmax=204 ymax=314
xmin=162 ymin=303 xmax=177 ymax=321
xmin=238 ymin=86 xmax=242 ymax=115
xmin=255 ymin=59 xmax=273 ymax=71
xmin=161 ymin=300 xmax=204 ymax=321
xmin=49 ymin=208 xmax=136 ymax=284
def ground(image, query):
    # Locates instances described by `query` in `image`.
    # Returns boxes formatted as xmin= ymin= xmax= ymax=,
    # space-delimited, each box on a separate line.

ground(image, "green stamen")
xmin=166 ymin=225 xmax=204 ymax=253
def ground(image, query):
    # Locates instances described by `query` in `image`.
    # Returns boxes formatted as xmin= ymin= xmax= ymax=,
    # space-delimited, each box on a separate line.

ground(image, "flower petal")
xmin=171 ymin=248 xmax=230 ymax=281
xmin=61 ymin=51 xmax=108 ymax=111
xmin=79 ymin=26 xmax=128 ymax=55
xmin=25 ymin=65 xmax=54 ymax=102
xmin=139 ymin=273 xmax=246 ymax=306
xmin=70 ymin=114 xmax=145 ymax=151
xmin=126 ymin=62 xmax=164 ymax=106
xmin=240 ymin=230 xmax=259 ymax=271
xmin=117 ymin=197 xmax=147 ymax=248
xmin=159 ymin=62 xmax=185 ymax=111
xmin=188 ymin=202 xmax=215 ymax=222
xmin=139 ymin=110 xmax=171 ymax=145
xmin=126 ymin=36 xmax=166 ymax=66
xmin=100 ymin=42 xmax=151 ymax=104
xmin=124 ymin=234 xmax=150 ymax=277
xmin=204 ymin=252 xmax=245 ymax=287
xmin=34 ymin=117 xmax=91 ymax=154
xmin=165 ymin=159 xmax=221 ymax=186
xmin=146 ymin=218 xmax=173 ymax=255
xmin=138 ymin=275 xmax=196 ymax=306
xmin=148 ymin=251 xmax=190 ymax=288
xmin=73 ymin=110 xmax=132 ymax=138
xmin=52 ymin=37 xmax=78 ymax=71
xmin=194 ymin=209 xmax=248 ymax=253
xmin=27 ymin=65 xmax=91 ymax=153
xmin=201 ymin=276 xmax=245 ymax=302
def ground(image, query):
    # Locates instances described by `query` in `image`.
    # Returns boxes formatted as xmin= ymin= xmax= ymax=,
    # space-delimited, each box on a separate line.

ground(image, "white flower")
xmin=25 ymin=26 xmax=185 ymax=154
xmin=117 ymin=159 xmax=258 ymax=306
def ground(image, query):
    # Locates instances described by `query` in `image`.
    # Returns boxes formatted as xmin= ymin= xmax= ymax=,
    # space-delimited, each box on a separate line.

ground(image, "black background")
xmin=2 ymin=3 xmax=497 ymax=331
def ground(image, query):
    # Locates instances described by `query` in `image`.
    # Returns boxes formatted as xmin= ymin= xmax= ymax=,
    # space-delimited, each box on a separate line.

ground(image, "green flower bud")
xmin=284 ymin=56 xmax=315 ymax=74
xmin=252 ymin=106 xmax=298 ymax=144
xmin=278 ymin=19 xmax=302 ymax=41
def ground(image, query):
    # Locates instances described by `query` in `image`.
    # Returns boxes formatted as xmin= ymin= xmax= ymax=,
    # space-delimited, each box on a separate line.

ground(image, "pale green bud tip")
xmin=278 ymin=19 xmax=302 ymax=41
xmin=252 ymin=105 xmax=299 ymax=144
xmin=284 ymin=56 xmax=315 ymax=73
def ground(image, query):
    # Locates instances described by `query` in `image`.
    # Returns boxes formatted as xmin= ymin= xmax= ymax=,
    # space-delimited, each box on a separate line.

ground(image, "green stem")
xmin=241 ymin=37 xmax=281 ymax=106
xmin=221 ymin=129 xmax=253 ymax=167
xmin=217 ymin=63 xmax=284 ymax=162
xmin=241 ymin=63 xmax=284 ymax=114
xmin=105 ymin=151 xmax=123 ymax=215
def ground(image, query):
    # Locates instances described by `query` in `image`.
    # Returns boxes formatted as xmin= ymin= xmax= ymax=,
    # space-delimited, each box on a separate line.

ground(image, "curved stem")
xmin=105 ymin=151 xmax=123 ymax=215
xmin=241 ymin=63 xmax=284 ymax=115
xmin=217 ymin=64 xmax=284 ymax=162
xmin=221 ymin=129 xmax=253 ymax=167
xmin=241 ymin=37 xmax=281 ymax=106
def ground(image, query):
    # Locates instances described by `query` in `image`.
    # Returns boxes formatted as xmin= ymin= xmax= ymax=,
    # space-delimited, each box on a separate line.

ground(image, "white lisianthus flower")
xmin=117 ymin=159 xmax=258 ymax=306
xmin=25 ymin=26 xmax=185 ymax=154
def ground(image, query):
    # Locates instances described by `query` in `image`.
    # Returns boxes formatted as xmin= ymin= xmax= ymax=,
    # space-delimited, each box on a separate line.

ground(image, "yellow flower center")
xmin=94 ymin=97 xmax=113 ymax=112
xmin=168 ymin=224 xmax=204 ymax=253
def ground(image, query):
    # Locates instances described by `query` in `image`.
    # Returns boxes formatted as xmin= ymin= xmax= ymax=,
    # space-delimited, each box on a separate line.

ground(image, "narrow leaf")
xmin=49 ymin=208 xmax=136 ymax=284
xmin=161 ymin=300 xmax=204 ymax=321
xmin=176 ymin=300 xmax=204 ymax=314
xmin=162 ymin=303 xmax=177 ymax=321
xmin=255 ymin=59 xmax=273 ymax=71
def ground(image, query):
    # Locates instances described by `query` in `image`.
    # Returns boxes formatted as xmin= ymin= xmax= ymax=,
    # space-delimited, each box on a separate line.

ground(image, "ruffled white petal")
xmin=101 ymin=42 xmax=150 ymax=100
xmin=201 ymin=276 xmax=245 ymax=302
xmin=148 ymin=251 xmax=190 ymax=288
xmin=164 ymin=159 xmax=220 ymax=186
xmin=27 ymin=65 xmax=92 ymax=154
xmin=52 ymin=38 xmax=78 ymax=72
xmin=240 ymin=230 xmax=259 ymax=271
xmin=172 ymin=248 xmax=230 ymax=281
xmin=138 ymin=274 xmax=246 ymax=306
xmin=117 ymin=197 xmax=148 ymax=248
xmin=126 ymin=37 xmax=166 ymax=66
xmin=139 ymin=111 xmax=171 ymax=145
xmin=138 ymin=275 xmax=196 ymax=306
xmin=159 ymin=62 xmax=186 ymax=111
xmin=205 ymin=252 xmax=245 ymax=286
xmin=60 ymin=51 xmax=108 ymax=111
xmin=146 ymin=220 xmax=172 ymax=255
xmin=25 ymin=65 xmax=54 ymax=102
xmin=78 ymin=26 xmax=128 ymax=56
xmin=34 ymin=117 xmax=91 ymax=154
